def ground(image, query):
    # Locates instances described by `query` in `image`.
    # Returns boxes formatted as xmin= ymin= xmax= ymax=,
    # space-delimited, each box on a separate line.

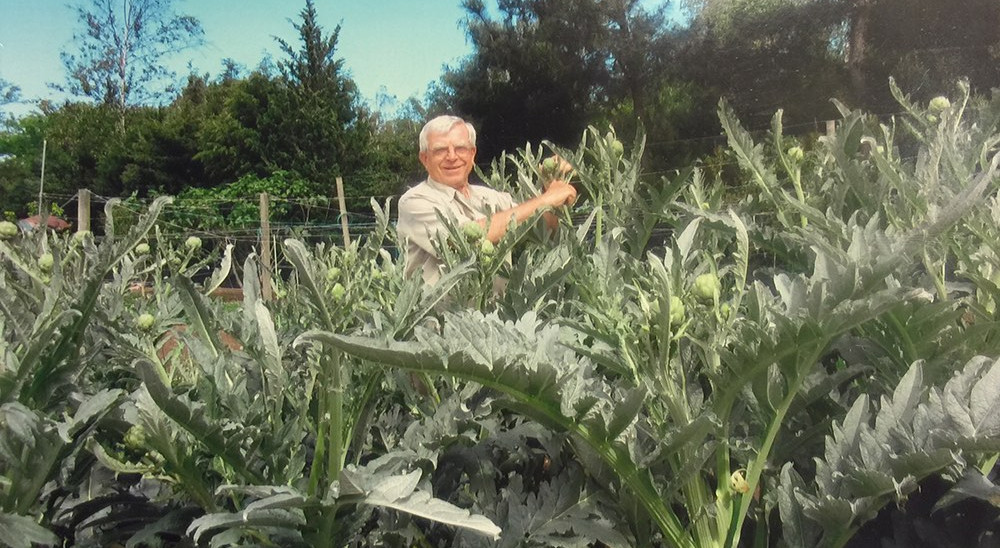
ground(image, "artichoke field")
xmin=3 ymin=80 xmax=1000 ymax=547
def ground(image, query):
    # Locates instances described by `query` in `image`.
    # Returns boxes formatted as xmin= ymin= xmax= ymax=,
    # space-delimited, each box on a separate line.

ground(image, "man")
xmin=397 ymin=115 xmax=577 ymax=285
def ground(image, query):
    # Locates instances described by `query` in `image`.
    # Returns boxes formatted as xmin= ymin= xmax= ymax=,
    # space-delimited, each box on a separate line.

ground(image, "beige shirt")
xmin=397 ymin=178 xmax=515 ymax=284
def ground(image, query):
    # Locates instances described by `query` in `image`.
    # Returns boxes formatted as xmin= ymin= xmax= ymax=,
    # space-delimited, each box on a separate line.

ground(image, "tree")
xmin=433 ymin=0 xmax=614 ymax=160
xmin=0 ymin=101 xmax=125 ymax=215
xmin=193 ymin=70 xmax=288 ymax=184
xmin=681 ymin=0 xmax=1000 ymax=117
xmin=0 ymin=78 xmax=20 ymax=106
xmin=271 ymin=0 xmax=370 ymax=188
xmin=352 ymin=100 xmax=426 ymax=208
xmin=59 ymin=0 xmax=204 ymax=130
xmin=850 ymin=0 xmax=1000 ymax=110
xmin=432 ymin=0 xmax=675 ymax=163
xmin=679 ymin=0 xmax=849 ymax=127
xmin=601 ymin=0 xmax=673 ymax=127
xmin=176 ymin=2 xmax=372 ymax=206
xmin=846 ymin=0 xmax=873 ymax=104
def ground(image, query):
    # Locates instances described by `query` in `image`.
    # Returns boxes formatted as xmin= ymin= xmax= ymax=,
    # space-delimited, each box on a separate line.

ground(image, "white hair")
xmin=418 ymin=115 xmax=477 ymax=152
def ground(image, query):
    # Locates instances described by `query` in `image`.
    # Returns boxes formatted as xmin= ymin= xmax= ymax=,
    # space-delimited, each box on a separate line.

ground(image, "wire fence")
xmin=31 ymin=109 xmax=921 ymax=293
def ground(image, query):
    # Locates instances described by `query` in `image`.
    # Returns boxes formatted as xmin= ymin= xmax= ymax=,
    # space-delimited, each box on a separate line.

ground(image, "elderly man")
xmin=397 ymin=115 xmax=577 ymax=285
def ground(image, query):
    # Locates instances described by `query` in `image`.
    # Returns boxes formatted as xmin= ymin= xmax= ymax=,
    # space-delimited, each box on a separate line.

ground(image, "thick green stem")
xmin=884 ymin=311 xmax=918 ymax=365
xmin=314 ymin=351 xmax=345 ymax=543
xmin=596 ymin=196 xmax=604 ymax=242
xmin=308 ymin=385 xmax=327 ymax=497
xmin=686 ymin=336 xmax=725 ymax=546
xmin=144 ymin=341 xmax=172 ymax=387
xmin=610 ymin=348 xmax=695 ymax=545
xmin=922 ymin=250 xmax=948 ymax=302
xmin=316 ymin=332 xmax=694 ymax=546
xmin=327 ymin=351 xmax=345 ymax=480
xmin=11 ymin=444 xmax=61 ymax=515
xmin=726 ymin=347 xmax=821 ymax=546
xmin=594 ymin=437 xmax=695 ymax=548
xmin=790 ymin=171 xmax=808 ymax=228
xmin=684 ymin=473 xmax=719 ymax=547
xmin=714 ymin=434 xmax=735 ymax=545
xmin=312 ymin=506 xmax=337 ymax=548
xmin=979 ymin=453 xmax=999 ymax=476
xmin=347 ymin=372 xmax=385 ymax=466
xmin=157 ymin=439 xmax=217 ymax=512
xmin=829 ymin=525 xmax=861 ymax=548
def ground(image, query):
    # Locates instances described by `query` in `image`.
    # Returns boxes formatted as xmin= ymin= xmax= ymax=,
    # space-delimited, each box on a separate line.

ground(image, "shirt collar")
xmin=425 ymin=177 xmax=470 ymax=200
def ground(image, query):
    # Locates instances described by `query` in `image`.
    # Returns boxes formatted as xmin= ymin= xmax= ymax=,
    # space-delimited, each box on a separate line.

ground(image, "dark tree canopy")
xmin=432 ymin=0 xmax=621 ymax=160
xmin=272 ymin=0 xmax=369 ymax=185
xmin=678 ymin=0 xmax=850 ymax=126
xmin=3 ymin=0 xmax=1000 ymax=219
xmin=430 ymin=0 xmax=1000 ymax=169
xmin=857 ymin=0 xmax=1000 ymax=110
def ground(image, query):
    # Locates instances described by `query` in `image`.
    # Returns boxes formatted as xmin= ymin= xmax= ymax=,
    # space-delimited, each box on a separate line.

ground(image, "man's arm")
xmin=480 ymin=179 xmax=576 ymax=243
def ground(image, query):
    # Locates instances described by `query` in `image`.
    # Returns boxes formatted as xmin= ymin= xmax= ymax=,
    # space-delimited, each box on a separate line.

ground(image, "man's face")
xmin=419 ymin=123 xmax=476 ymax=189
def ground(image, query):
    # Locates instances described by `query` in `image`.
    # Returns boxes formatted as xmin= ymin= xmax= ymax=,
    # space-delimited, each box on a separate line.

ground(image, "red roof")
xmin=20 ymin=215 xmax=72 ymax=231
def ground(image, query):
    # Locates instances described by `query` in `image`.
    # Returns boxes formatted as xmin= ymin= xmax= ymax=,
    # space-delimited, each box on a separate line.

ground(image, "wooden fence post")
xmin=37 ymin=140 xmax=47 ymax=219
xmin=77 ymin=189 xmax=91 ymax=232
xmin=260 ymin=192 xmax=273 ymax=302
xmin=336 ymin=176 xmax=351 ymax=247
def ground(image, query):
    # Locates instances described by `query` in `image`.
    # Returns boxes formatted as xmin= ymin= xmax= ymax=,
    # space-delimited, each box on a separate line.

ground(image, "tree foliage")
xmin=431 ymin=0 xmax=1000 ymax=172
xmin=3 ymin=0 xmax=1000 ymax=228
xmin=59 ymin=0 xmax=204 ymax=128
xmin=0 ymin=78 xmax=21 ymax=107
xmin=678 ymin=0 xmax=849 ymax=125
xmin=433 ymin=0 xmax=687 ymax=163
xmin=272 ymin=0 xmax=370 ymax=183
xmin=853 ymin=0 xmax=1000 ymax=110
xmin=0 ymin=1 xmax=412 ymax=221
xmin=681 ymin=0 xmax=1000 ymax=117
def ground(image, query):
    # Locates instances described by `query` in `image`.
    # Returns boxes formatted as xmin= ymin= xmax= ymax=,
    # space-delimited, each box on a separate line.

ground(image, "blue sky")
xmin=1 ymin=0 xmax=684 ymax=118
xmin=1 ymin=0 xmax=475 ymax=116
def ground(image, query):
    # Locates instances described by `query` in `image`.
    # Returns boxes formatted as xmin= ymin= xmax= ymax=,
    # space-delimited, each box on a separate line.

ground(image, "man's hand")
xmin=483 ymin=176 xmax=577 ymax=242
xmin=543 ymin=178 xmax=577 ymax=207
xmin=540 ymin=155 xmax=575 ymax=189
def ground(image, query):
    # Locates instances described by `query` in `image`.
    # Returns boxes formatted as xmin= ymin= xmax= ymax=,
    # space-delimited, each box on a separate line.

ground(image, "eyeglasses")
xmin=428 ymin=144 xmax=474 ymax=159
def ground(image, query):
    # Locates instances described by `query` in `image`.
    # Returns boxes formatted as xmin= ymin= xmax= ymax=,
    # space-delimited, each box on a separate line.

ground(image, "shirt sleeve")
xmin=495 ymin=191 xmax=516 ymax=212
xmin=397 ymin=193 xmax=447 ymax=258
xmin=476 ymin=188 xmax=516 ymax=217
